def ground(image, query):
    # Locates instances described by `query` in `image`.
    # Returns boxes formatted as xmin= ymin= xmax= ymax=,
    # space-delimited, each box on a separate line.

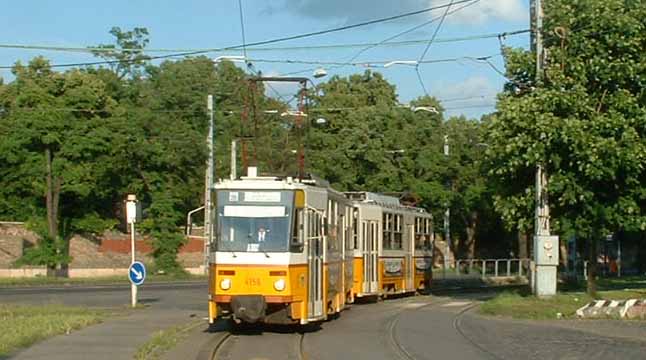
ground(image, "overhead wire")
xmin=234 ymin=0 xmax=290 ymax=106
xmin=331 ymin=0 xmax=483 ymax=72
xmin=0 ymin=0 xmax=474 ymax=70
xmin=415 ymin=0 xmax=456 ymax=96
xmin=237 ymin=0 xmax=248 ymax=60
xmin=0 ymin=29 xmax=529 ymax=55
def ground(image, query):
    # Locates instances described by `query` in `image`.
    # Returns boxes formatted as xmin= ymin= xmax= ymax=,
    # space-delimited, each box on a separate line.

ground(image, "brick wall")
xmin=0 ymin=236 xmax=23 ymax=267
xmin=0 ymin=222 xmax=206 ymax=272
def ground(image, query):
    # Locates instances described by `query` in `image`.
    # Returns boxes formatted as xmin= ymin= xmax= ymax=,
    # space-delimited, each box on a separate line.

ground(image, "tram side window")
xmin=382 ymin=213 xmax=403 ymax=250
xmin=393 ymin=214 xmax=403 ymax=250
xmin=327 ymin=200 xmax=339 ymax=251
xmin=352 ymin=208 xmax=359 ymax=249
xmin=414 ymin=217 xmax=432 ymax=250
xmin=382 ymin=213 xmax=392 ymax=250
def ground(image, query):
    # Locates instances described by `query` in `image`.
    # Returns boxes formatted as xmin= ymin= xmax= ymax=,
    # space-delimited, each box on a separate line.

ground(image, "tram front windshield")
xmin=216 ymin=190 xmax=294 ymax=252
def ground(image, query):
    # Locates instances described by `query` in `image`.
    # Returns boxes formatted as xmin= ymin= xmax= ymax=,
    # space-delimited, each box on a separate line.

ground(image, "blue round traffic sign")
xmin=128 ymin=261 xmax=146 ymax=286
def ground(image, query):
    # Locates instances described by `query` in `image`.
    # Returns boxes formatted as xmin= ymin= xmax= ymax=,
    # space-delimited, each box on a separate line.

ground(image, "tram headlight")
xmin=273 ymin=278 xmax=286 ymax=292
xmin=220 ymin=278 xmax=231 ymax=290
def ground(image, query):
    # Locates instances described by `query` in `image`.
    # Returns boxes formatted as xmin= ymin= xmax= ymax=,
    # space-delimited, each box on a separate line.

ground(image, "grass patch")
xmin=480 ymin=277 xmax=646 ymax=320
xmin=0 ymin=304 xmax=105 ymax=357
xmin=133 ymin=320 xmax=202 ymax=360
xmin=0 ymin=273 xmax=206 ymax=287
xmin=480 ymin=291 xmax=592 ymax=320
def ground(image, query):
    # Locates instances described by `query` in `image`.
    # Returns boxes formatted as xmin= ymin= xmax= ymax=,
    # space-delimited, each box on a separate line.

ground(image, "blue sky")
xmin=0 ymin=0 xmax=531 ymax=118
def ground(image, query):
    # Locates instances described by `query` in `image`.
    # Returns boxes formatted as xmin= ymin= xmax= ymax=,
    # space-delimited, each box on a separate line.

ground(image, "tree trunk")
xmin=518 ymin=231 xmax=529 ymax=259
xmin=45 ymin=148 xmax=62 ymax=276
xmin=559 ymin=238 xmax=568 ymax=269
xmin=45 ymin=148 xmax=58 ymax=241
xmin=587 ymin=236 xmax=598 ymax=297
xmin=465 ymin=211 xmax=478 ymax=259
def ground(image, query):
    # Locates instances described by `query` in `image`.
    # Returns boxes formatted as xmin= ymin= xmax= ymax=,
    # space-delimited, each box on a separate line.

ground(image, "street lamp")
xmin=384 ymin=60 xmax=419 ymax=68
xmin=412 ymin=106 xmax=439 ymax=114
xmin=313 ymin=68 xmax=328 ymax=78
xmin=212 ymin=55 xmax=247 ymax=64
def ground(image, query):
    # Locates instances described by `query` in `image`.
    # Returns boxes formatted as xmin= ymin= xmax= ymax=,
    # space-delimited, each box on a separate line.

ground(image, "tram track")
xmin=208 ymin=325 xmax=307 ymax=360
xmin=386 ymin=297 xmax=453 ymax=360
xmin=387 ymin=295 xmax=500 ymax=360
xmin=452 ymin=304 xmax=504 ymax=360
xmin=209 ymin=332 xmax=233 ymax=360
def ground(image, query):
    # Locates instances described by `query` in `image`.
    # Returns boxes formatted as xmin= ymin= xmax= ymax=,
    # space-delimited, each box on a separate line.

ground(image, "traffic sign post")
xmin=126 ymin=194 xmax=142 ymax=307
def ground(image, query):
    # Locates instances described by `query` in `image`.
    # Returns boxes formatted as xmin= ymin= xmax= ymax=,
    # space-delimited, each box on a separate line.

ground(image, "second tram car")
xmin=207 ymin=169 xmax=433 ymax=326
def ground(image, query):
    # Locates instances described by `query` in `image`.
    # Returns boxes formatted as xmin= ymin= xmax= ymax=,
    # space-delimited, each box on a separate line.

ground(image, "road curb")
xmin=576 ymin=299 xmax=646 ymax=319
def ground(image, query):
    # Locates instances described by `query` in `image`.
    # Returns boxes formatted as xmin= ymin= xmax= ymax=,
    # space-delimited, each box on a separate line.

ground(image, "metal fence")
xmin=433 ymin=258 xmax=531 ymax=281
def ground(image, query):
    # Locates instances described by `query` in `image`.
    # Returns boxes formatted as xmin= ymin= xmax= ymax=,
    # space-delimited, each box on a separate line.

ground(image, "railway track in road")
xmin=452 ymin=304 xmax=503 ymax=360
xmin=208 ymin=325 xmax=307 ymax=360
xmin=387 ymin=295 xmax=498 ymax=360
xmin=204 ymin=294 xmax=495 ymax=360
xmin=386 ymin=298 xmax=451 ymax=360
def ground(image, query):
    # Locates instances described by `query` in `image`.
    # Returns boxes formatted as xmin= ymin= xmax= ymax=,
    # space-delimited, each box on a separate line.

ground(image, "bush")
xmin=14 ymin=218 xmax=70 ymax=268
xmin=70 ymin=212 xmax=118 ymax=235
xmin=140 ymin=192 xmax=187 ymax=275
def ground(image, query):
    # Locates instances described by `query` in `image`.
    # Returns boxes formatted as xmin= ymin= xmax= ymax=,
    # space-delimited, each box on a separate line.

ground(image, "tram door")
xmin=307 ymin=209 xmax=324 ymax=319
xmin=362 ymin=220 xmax=379 ymax=293
xmin=406 ymin=225 xmax=415 ymax=290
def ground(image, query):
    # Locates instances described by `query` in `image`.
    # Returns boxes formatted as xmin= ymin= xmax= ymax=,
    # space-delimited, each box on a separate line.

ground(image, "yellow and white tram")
xmin=207 ymin=169 xmax=433 ymax=325
xmin=346 ymin=192 xmax=433 ymax=298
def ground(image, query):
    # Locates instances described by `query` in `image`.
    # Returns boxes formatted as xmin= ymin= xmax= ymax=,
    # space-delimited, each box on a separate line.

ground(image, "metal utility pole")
xmin=204 ymin=95 xmax=215 ymax=271
xmin=531 ymin=0 xmax=558 ymax=297
xmin=443 ymin=135 xmax=451 ymax=270
xmin=230 ymin=140 xmax=237 ymax=180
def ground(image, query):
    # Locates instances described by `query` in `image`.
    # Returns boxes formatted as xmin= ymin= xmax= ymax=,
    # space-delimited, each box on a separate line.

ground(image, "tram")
xmin=345 ymin=192 xmax=433 ymax=298
xmin=207 ymin=168 xmax=433 ymax=325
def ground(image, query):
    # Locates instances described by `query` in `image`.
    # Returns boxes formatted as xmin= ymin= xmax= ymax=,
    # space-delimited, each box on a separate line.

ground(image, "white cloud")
xmin=267 ymin=0 xmax=527 ymax=26
xmin=261 ymin=70 xmax=301 ymax=103
xmin=432 ymin=75 xmax=499 ymax=117
xmin=435 ymin=0 xmax=528 ymax=25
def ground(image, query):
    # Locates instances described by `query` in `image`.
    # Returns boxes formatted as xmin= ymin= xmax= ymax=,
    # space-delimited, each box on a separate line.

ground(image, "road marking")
xmin=400 ymin=302 xmax=428 ymax=308
xmin=442 ymin=301 xmax=472 ymax=307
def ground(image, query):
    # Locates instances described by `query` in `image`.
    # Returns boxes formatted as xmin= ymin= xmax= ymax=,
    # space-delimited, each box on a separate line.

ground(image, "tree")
xmin=0 ymin=57 xmax=118 ymax=272
xmin=91 ymin=27 xmax=151 ymax=79
xmin=307 ymin=71 xmax=503 ymax=259
xmin=486 ymin=0 xmax=646 ymax=295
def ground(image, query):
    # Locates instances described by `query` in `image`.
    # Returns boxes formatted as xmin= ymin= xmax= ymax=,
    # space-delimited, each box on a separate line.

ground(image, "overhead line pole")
xmin=444 ymin=135 xmax=451 ymax=272
xmin=531 ymin=0 xmax=558 ymax=297
xmin=205 ymin=95 xmax=215 ymax=273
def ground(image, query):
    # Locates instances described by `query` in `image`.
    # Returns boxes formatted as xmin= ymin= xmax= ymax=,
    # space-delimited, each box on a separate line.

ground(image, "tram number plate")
xmin=245 ymin=277 xmax=261 ymax=287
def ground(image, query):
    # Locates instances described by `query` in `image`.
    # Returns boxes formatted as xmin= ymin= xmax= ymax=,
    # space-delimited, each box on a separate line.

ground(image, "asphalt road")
xmin=3 ymin=284 xmax=646 ymax=360
xmin=0 ymin=282 xmax=207 ymax=311
xmin=212 ymin=294 xmax=646 ymax=360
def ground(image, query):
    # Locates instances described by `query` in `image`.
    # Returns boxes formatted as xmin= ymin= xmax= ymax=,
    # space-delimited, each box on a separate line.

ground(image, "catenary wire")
xmin=0 ymin=29 xmax=529 ymax=55
xmin=0 ymin=0 xmax=475 ymax=70
xmin=416 ymin=0 xmax=456 ymax=96
xmin=334 ymin=0 xmax=483 ymax=71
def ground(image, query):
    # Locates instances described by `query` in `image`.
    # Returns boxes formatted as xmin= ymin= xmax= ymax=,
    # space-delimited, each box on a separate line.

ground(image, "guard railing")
xmin=434 ymin=258 xmax=531 ymax=281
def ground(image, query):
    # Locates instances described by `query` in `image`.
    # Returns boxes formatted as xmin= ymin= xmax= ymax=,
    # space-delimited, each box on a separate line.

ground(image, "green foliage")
xmin=70 ymin=212 xmax=118 ymax=235
xmin=487 ymin=0 xmax=646 ymax=239
xmin=0 ymin=26 xmax=513 ymax=271
xmin=13 ymin=237 xmax=70 ymax=268
xmin=308 ymin=71 xmax=501 ymax=257
xmin=140 ymin=193 xmax=187 ymax=275
xmin=91 ymin=26 xmax=150 ymax=79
